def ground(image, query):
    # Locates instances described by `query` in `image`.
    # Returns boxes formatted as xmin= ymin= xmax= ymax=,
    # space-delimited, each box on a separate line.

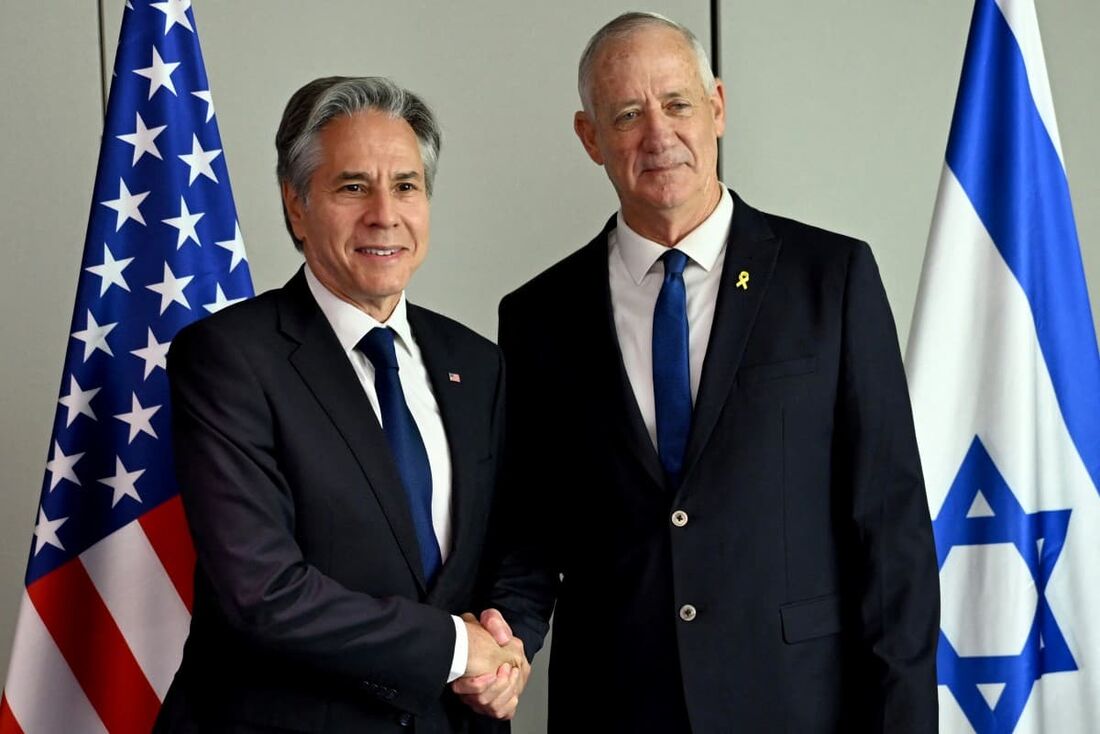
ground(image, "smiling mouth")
xmin=355 ymin=246 xmax=403 ymax=257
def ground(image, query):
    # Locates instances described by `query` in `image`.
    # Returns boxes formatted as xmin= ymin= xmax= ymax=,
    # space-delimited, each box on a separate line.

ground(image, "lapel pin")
xmin=736 ymin=271 xmax=750 ymax=290
xmin=448 ymin=372 xmax=462 ymax=383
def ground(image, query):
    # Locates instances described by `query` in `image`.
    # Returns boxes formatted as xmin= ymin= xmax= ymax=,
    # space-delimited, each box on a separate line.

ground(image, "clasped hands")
xmin=453 ymin=608 xmax=530 ymax=720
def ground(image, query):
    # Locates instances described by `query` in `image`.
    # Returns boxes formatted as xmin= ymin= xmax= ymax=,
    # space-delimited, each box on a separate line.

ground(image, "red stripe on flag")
xmin=0 ymin=695 xmax=26 ymax=734
xmin=140 ymin=495 xmax=196 ymax=612
xmin=27 ymin=559 xmax=161 ymax=734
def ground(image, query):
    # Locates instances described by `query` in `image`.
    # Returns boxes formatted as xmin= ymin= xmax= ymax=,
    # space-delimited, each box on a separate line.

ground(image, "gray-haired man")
xmin=483 ymin=11 xmax=939 ymax=733
xmin=154 ymin=76 xmax=524 ymax=733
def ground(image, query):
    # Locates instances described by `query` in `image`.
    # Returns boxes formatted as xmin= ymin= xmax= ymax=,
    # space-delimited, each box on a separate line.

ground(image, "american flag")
xmin=0 ymin=2 xmax=252 ymax=732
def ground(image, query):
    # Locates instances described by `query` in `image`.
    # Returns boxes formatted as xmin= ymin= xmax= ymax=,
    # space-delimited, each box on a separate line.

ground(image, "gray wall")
xmin=720 ymin=0 xmax=1100 ymax=351
xmin=1 ymin=3 xmax=1096 ymax=732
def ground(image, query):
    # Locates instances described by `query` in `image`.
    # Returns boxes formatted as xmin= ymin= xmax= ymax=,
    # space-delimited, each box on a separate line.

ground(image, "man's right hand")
xmin=457 ymin=610 xmax=529 ymax=720
xmin=462 ymin=612 xmax=525 ymax=677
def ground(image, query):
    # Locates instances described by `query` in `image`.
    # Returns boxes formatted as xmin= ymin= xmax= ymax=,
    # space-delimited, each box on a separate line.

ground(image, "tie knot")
xmin=662 ymin=248 xmax=689 ymax=276
xmin=357 ymin=327 xmax=399 ymax=370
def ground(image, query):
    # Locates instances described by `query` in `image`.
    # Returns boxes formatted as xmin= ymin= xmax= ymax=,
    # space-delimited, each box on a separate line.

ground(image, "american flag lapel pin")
xmin=448 ymin=372 xmax=462 ymax=383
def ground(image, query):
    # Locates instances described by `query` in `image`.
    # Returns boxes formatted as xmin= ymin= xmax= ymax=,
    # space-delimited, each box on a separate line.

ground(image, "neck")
xmin=621 ymin=181 xmax=723 ymax=247
xmin=346 ymin=293 xmax=399 ymax=323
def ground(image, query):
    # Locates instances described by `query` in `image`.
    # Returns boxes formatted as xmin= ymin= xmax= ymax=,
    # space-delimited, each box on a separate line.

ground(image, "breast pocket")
xmin=737 ymin=356 xmax=817 ymax=387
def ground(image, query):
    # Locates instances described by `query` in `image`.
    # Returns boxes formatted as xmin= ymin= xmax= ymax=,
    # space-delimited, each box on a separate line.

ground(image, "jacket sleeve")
xmin=484 ymin=292 xmax=562 ymax=660
xmin=836 ymin=241 xmax=940 ymax=731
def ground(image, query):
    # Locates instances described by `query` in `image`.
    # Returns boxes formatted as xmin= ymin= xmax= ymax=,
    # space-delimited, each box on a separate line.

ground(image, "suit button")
xmin=679 ymin=604 xmax=697 ymax=622
xmin=398 ymin=712 xmax=413 ymax=727
xmin=671 ymin=510 xmax=688 ymax=527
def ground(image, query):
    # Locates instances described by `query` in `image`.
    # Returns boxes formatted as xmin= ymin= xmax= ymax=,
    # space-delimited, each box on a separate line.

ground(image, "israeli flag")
xmin=906 ymin=0 xmax=1100 ymax=731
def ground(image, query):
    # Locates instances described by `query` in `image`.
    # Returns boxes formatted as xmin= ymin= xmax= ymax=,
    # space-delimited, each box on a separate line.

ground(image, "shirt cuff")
xmin=447 ymin=615 xmax=468 ymax=683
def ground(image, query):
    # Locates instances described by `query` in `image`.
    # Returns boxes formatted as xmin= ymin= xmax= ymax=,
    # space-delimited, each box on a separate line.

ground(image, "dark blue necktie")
xmin=357 ymin=327 xmax=442 ymax=583
xmin=652 ymin=249 xmax=692 ymax=483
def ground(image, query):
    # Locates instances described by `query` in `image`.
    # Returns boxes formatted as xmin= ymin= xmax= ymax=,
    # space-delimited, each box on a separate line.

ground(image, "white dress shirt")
xmin=304 ymin=265 xmax=468 ymax=681
xmin=608 ymin=187 xmax=733 ymax=451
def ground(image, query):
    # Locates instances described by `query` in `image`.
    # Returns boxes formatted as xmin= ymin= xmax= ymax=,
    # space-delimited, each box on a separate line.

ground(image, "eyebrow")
xmin=333 ymin=170 xmax=422 ymax=182
xmin=609 ymin=89 xmax=693 ymax=109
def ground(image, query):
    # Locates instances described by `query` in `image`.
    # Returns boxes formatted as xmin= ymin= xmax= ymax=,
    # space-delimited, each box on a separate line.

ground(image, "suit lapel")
xmin=585 ymin=219 xmax=667 ymax=491
xmin=680 ymin=193 xmax=781 ymax=482
xmin=276 ymin=270 xmax=428 ymax=593
xmin=406 ymin=306 xmax=481 ymax=604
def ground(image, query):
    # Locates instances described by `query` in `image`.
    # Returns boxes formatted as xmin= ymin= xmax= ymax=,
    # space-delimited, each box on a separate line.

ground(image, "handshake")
xmin=453 ymin=609 xmax=531 ymax=720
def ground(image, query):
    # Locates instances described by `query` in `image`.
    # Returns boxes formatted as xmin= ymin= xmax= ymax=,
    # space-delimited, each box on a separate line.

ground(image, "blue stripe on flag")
xmin=946 ymin=0 xmax=1100 ymax=493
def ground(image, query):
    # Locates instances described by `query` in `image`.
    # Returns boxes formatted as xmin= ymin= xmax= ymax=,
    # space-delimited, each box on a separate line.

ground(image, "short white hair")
xmin=577 ymin=11 xmax=717 ymax=113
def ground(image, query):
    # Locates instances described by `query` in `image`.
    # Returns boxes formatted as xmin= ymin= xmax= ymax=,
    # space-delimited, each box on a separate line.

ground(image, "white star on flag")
xmin=98 ymin=457 xmax=145 ymax=507
xmin=162 ymin=196 xmax=204 ymax=248
xmin=113 ymin=393 xmax=161 ymax=444
xmin=45 ymin=441 xmax=83 ymax=491
xmin=204 ymin=284 xmax=246 ymax=314
xmin=150 ymin=0 xmax=193 ymax=35
xmin=178 ymin=134 xmax=222 ymax=185
xmin=215 ymin=221 xmax=248 ymax=272
xmin=58 ymin=376 xmax=100 ymax=427
xmin=33 ymin=507 xmax=67 ymax=555
xmin=130 ymin=328 xmax=171 ymax=380
xmin=71 ymin=310 xmax=117 ymax=361
xmin=133 ymin=46 xmax=180 ymax=99
xmin=146 ymin=262 xmax=194 ymax=314
xmin=115 ymin=112 xmax=166 ymax=165
xmin=85 ymin=243 xmax=133 ymax=296
xmin=100 ymin=178 xmax=149 ymax=231
xmin=192 ymin=90 xmax=214 ymax=122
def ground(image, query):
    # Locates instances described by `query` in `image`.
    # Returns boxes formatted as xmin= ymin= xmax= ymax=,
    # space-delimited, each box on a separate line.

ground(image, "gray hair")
xmin=578 ymin=12 xmax=716 ymax=113
xmin=275 ymin=76 xmax=442 ymax=250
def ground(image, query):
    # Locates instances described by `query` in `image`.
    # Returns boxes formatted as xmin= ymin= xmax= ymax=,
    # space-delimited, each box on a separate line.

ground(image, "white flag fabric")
xmin=907 ymin=0 xmax=1100 ymax=732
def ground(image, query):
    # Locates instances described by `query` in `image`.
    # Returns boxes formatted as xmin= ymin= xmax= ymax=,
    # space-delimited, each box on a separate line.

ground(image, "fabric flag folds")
xmin=906 ymin=0 xmax=1100 ymax=732
xmin=0 ymin=2 xmax=252 ymax=732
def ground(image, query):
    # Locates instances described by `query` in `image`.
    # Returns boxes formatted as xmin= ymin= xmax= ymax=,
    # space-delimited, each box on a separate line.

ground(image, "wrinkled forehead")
xmin=588 ymin=28 xmax=705 ymax=107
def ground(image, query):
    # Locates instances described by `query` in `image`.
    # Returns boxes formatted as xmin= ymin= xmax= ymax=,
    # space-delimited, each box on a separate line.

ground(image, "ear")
xmin=710 ymin=78 xmax=727 ymax=139
xmin=573 ymin=110 xmax=605 ymax=165
xmin=281 ymin=181 xmax=307 ymax=242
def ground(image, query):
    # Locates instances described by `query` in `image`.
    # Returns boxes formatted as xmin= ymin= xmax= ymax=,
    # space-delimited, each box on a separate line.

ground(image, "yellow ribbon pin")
xmin=736 ymin=271 xmax=750 ymax=290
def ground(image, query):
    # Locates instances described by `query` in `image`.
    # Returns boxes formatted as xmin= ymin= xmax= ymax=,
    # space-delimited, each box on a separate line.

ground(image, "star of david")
xmin=933 ymin=436 xmax=1075 ymax=733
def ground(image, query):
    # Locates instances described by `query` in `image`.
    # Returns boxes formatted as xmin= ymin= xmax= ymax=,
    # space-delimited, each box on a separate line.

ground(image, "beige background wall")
xmin=1 ymin=2 xmax=1096 ymax=732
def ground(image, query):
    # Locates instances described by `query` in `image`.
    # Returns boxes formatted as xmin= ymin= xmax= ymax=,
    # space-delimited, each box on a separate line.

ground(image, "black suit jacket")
xmin=491 ymin=193 xmax=939 ymax=733
xmin=155 ymin=270 xmax=506 ymax=733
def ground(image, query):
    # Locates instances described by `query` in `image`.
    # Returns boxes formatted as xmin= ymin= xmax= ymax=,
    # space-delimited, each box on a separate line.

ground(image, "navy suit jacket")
xmin=155 ymin=269 xmax=506 ymax=733
xmin=491 ymin=193 xmax=939 ymax=733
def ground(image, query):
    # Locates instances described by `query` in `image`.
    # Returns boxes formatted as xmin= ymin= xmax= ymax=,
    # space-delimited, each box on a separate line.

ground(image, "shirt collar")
xmin=303 ymin=264 xmax=414 ymax=357
xmin=615 ymin=186 xmax=733 ymax=285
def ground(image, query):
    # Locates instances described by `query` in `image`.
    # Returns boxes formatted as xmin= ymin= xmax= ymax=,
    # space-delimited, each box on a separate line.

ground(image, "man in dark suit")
xmin=155 ymin=76 xmax=525 ymax=733
xmin=484 ymin=12 xmax=940 ymax=733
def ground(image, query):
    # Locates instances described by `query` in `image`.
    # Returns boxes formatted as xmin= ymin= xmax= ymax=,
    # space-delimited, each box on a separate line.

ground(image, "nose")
xmin=640 ymin=108 xmax=675 ymax=152
xmin=362 ymin=190 xmax=400 ymax=228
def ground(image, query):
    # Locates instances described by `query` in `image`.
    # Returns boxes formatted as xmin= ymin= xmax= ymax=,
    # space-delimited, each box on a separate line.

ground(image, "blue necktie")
xmin=357 ymin=327 xmax=442 ymax=583
xmin=652 ymin=249 xmax=692 ymax=483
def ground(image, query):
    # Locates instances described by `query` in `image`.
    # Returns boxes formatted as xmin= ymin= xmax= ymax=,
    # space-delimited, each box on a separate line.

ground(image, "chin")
xmin=641 ymin=188 xmax=691 ymax=211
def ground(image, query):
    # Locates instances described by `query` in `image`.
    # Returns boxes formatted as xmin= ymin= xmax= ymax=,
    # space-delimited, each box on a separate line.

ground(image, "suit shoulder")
xmin=758 ymin=210 xmax=879 ymax=270
xmin=172 ymin=288 xmax=281 ymax=352
xmin=407 ymin=305 xmax=500 ymax=360
xmin=501 ymin=236 xmax=603 ymax=312
xmin=763 ymin=211 xmax=868 ymax=254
